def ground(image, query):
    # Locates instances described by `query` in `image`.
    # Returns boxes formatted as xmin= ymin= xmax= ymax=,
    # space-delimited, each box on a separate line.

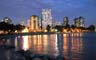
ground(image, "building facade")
xmin=74 ymin=17 xmax=84 ymax=27
xmin=29 ymin=15 xmax=40 ymax=31
xmin=63 ymin=17 xmax=69 ymax=26
xmin=42 ymin=9 xmax=53 ymax=29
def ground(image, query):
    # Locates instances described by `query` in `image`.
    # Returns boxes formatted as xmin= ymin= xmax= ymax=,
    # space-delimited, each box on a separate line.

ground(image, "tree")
xmin=0 ymin=22 xmax=9 ymax=32
xmin=0 ymin=22 xmax=15 ymax=33
xmin=66 ymin=24 xmax=70 ymax=31
xmin=87 ymin=25 xmax=95 ymax=32
xmin=54 ymin=25 xmax=63 ymax=32
xmin=15 ymin=24 xmax=25 ymax=32
xmin=8 ymin=24 xmax=15 ymax=33
xmin=46 ymin=25 xmax=51 ymax=32
xmin=71 ymin=25 xmax=75 ymax=29
xmin=0 ymin=21 xmax=25 ymax=34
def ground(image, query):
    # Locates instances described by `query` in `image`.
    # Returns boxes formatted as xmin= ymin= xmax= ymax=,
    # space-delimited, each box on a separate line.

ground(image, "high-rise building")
xmin=74 ymin=17 xmax=84 ymax=27
xmin=79 ymin=17 xmax=84 ymax=27
xmin=38 ymin=18 xmax=42 ymax=29
xmin=27 ymin=19 xmax=30 ymax=27
xmin=63 ymin=17 xmax=69 ymax=26
xmin=29 ymin=15 xmax=40 ymax=31
xmin=74 ymin=18 xmax=79 ymax=27
xmin=42 ymin=9 xmax=53 ymax=29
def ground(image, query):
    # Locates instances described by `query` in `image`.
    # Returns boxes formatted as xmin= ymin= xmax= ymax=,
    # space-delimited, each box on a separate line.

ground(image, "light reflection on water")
xmin=63 ymin=33 xmax=84 ymax=60
xmin=20 ymin=33 xmax=84 ymax=60
xmin=1 ymin=32 xmax=96 ymax=60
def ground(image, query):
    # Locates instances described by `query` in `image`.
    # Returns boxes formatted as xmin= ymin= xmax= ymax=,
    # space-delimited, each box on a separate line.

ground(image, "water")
xmin=0 ymin=32 xmax=96 ymax=60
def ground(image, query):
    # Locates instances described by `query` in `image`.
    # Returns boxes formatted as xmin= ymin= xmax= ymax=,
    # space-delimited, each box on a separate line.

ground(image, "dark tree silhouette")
xmin=71 ymin=25 xmax=76 ymax=29
xmin=15 ymin=24 xmax=25 ymax=32
xmin=8 ymin=24 xmax=15 ymax=33
xmin=0 ymin=21 xmax=25 ymax=34
xmin=54 ymin=25 xmax=63 ymax=32
xmin=46 ymin=25 xmax=51 ymax=32
xmin=87 ymin=25 xmax=95 ymax=32
xmin=0 ymin=22 xmax=9 ymax=32
xmin=0 ymin=22 xmax=16 ymax=33
xmin=65 ymin=24 xmax=70 ymax=31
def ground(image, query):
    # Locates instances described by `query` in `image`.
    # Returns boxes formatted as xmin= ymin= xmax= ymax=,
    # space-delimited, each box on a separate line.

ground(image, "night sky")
xmin=0 ymin=0 xmax=96 ymax=26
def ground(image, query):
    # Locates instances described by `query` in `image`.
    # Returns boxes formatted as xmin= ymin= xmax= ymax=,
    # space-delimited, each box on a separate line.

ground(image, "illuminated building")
xmin=29 ymin=15 xmax=40 ymax=31
xmin=79 ymin=17 xmax=84 ymax=27
xmin=38 ymin=18 xmax=42 ymax=29
xmin=3 ymin=17 xmax=12 ymax=24
xmin=74 ymin=16 xmax=84 ymax=27
xmin=20 ymin=20 xmax=24 ymax=26
xmin=42 ymin=9 xmax=53 ymax=29
xmin=63 ymin=17 xmax=69 ymax=26
xmin=74 ymin=18 xmax=79 ymax=27
xmin=27 ymin=19 xmax=30 ymax=27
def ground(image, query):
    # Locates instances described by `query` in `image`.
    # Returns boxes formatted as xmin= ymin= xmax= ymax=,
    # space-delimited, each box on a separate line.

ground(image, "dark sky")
xmin=0 ymin=0 xmax=96 ymax=26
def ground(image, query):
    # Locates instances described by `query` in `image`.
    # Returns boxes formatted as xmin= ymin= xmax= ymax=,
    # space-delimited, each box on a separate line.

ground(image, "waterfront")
xmin=0 ymin=32 xmax=96 ymax=60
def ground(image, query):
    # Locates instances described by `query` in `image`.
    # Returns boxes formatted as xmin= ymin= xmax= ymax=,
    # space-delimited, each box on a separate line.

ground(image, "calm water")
xmin=0 ymin=32 xmax=96 ymax=60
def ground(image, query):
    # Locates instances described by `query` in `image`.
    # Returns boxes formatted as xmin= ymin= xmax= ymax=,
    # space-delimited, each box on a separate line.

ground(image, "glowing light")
xmin=22 ymin=27 xmax=29 ymax=51
xmin=51 ymin=29 xmax=58 ymax=32
xmin=44 ymin=29 xmax=47 ymax=32
xmin=15 ymin=30 xmax=17 ymax=33
xmin=63 ymin=29 xmax=67 ymax=32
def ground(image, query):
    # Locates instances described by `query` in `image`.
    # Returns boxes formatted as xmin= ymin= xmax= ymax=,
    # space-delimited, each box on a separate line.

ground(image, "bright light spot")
xmin=15 ymin=30 xmax=17 ymax=33
xmin=63 ymin=29 xmax=67 ymax=32
xmin=44 ymin=29 xmax=47 ymax=32
xmin=22 ymin=27 xmax=29 ymax=51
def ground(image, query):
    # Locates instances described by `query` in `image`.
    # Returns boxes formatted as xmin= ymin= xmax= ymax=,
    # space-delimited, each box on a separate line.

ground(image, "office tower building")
xmin=63 ymin=17 xmax=69 ymax=26
xmin=74 ymin=18 xmax=79 ymax=27
xmin=74 ymin=16 xmax=84 ymax=27
xmin=79 ymin=17 xmax=84 ymax=27
xmin=27 ymin=19 xmax=30 ymax=27
xmin=38 ymin=18 xmax=42 ymax=29
xmin=29 ymin=15 xmax=40 ymax=31
xmin=42 ymin=9 xmax=53 ymax=29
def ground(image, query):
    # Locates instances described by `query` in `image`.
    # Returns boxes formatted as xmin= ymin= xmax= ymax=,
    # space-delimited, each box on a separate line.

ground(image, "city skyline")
xmin=0 ymin=0 xmax=96 ymax=26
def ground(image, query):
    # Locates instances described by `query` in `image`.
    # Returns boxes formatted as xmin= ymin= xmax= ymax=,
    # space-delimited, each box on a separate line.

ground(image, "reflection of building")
xmin=74 ymin=17 xmax=84 ymax=27
xmin=29 ymin=15 xmax=40 ymax=31
xmin=3 ymin=17 xmax=12 ymax=24
xmin=63 ymin=17 xmax=69 ymax=26
xmin=42 ymin=9 xmax=53 ymax=29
